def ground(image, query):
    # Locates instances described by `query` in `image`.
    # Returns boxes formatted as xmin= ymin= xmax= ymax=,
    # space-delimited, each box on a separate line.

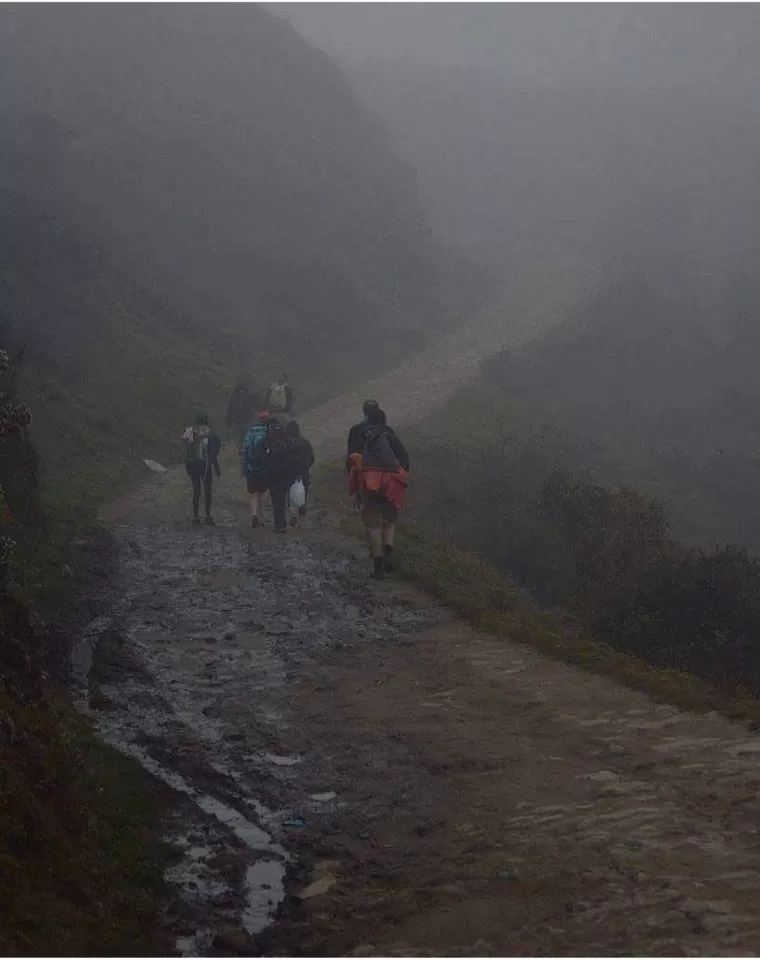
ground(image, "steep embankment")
xmin=0 ymin=4 xmax=480 ymax=509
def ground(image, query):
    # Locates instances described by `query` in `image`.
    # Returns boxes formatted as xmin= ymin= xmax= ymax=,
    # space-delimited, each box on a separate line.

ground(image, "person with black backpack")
xmin=267 ymin=418 xmax=305 ymax=533
xmin=347 ymin=402 xmax=410 ymax=578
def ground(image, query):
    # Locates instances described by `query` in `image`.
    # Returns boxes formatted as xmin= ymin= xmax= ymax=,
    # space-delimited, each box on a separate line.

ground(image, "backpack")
xmin=362 ymin=425 xmax=400 ymax=472
xmin=183 ymin=425 xmax=211 ymax=464
xmin=268 ymin=382 xmax=288 ymax=412
xmin=242 ymin=421 xmax=270 ymax=477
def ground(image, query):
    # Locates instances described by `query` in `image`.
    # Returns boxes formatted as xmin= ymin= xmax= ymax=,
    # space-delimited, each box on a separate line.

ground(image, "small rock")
xmin=301 ymin=874 xmax=336 ymax=899
xmin=212 ymin=925 xmax=254 ymax=954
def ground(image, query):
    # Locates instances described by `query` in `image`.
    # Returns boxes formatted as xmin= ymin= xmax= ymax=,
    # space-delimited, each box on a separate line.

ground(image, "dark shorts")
xmin=246 ymin=474 xmax=269 ymax=495
xmin=361 ymin=492 xmax=398 ymax=527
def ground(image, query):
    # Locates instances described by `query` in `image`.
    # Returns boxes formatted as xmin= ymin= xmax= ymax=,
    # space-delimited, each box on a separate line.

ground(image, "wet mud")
xmin=69 ymin=306 xmax=760 ymax=956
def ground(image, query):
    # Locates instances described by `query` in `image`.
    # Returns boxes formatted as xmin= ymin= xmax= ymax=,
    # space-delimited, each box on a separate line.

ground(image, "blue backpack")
xmin=242 ymin=421 xmax=270 ymax=478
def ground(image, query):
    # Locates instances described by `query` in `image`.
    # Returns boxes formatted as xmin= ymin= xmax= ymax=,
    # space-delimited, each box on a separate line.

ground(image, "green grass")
xmin=317 ymin=461 xmax=760 ymax=726
xmin=0 ymin=689 xmax=179 ymax=956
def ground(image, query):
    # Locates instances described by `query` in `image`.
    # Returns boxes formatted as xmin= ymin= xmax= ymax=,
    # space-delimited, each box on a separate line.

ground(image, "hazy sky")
xmin=268 ymin=4 xmax=760 ymax=95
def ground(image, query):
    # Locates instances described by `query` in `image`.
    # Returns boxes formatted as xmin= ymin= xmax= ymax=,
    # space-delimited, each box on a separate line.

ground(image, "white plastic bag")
xmin=288 ymin=478 xmax=306 ymax=510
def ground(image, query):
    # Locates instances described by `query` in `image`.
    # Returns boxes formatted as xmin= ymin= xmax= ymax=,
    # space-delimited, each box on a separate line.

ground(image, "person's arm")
xmin=285 ymin=386 xmax=293 ymax=414
xmin=225 ymin=388 xmax=238 ymax=428
xmin=346 ymin=424 xmax=359 ymax=472
xmin=388 ymin=429 xmax=410 ymax=471
xmin=211 ymin=433 xmax=222 ymax=476
xmin=304 ymin=439 xmax=315 ymax=470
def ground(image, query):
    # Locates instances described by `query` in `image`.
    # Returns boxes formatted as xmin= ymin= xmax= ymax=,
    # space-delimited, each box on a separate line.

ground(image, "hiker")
xmin=347 ymin=402 xmax=410 ymax=579
xmin=242 ymin=411 xmax=273 ymax=528
xmin=347 ymin=399 xmax=381 ymax=472
xmin=225 ymin=377 xmax=260 ymax=450
xmin=268 ymin=418 xmax=311 ymax=533
xmin=182 ymin=413 xmax=221 ymax=526
xmin=284 ymin=419 xmax=315 ymax=522
xmin=264 ymin=369 xmax=293 ymax=419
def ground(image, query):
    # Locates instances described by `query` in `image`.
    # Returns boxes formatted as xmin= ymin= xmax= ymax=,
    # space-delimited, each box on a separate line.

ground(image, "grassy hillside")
xmin=0 ymin=341 xmax=178 ymax=954
xmin=401 ymin=368 xmax=760 ymax=698
xmin=0 ymin=5 xmax=485 ymax=512
xmin=486 ymin=268 xmax=760 ymax=552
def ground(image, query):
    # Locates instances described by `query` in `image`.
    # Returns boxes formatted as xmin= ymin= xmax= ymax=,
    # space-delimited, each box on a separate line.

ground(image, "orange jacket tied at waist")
xmin=348 ymin=452 xmax=409 ymax=510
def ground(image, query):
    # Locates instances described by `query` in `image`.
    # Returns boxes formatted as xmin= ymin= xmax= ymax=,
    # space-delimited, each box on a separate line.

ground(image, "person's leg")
xmin=299 ymin=472 xmax=310 ymax=517
xmin=190 ymin=467 xmax=202 ymax=521
xmin=381 ymin=502 xmax=398 ymax=571
xmin=249 ymin=482 xmax=264 ymax=527
xmin=361 ymin=496 xmax=385 ymax=578
xmin=270 ymin=485 xmax=287 ymax=532
xmin=203 ymin=472 xmax=214 ymax=524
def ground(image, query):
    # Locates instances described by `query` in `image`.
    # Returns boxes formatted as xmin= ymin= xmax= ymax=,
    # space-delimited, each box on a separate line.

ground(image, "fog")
xmin=274 ymin=4 xmax=760 ymax=274
xmin=270 ymin=5 xmax=760 ymax=554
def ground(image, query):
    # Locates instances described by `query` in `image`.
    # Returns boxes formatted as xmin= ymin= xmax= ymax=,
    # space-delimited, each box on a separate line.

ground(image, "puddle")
xmin=243 ymin=861 xmax=288 ymax=935
xmin=105 ymin=741 xmax=288 ymax=952
xmin=263 ymin=753 xmax=302 ymax=767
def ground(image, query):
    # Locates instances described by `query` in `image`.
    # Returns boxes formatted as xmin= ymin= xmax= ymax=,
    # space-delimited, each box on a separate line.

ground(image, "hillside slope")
xmin=0 ymin=5 xmax=480 ymax=505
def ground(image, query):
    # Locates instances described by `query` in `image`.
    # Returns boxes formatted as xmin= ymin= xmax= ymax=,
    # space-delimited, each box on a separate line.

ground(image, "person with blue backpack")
xmin=242 ymin=411 xmax=273 ymax=528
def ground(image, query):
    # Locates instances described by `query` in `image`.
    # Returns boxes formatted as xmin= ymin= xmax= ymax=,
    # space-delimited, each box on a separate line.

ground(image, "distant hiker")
xmin=265 ymin=369 xmax=293 ymax=418
xmin=347 ymin=403 xmax=410 ymax=579
xmin=242 ymin=411 xmax=273 ymax=528
xmin=182 ymin=413 xmax=221 ymax=526
xmin=226 ymin=377 xmax=260 ymax=450
xmin=284 ymin=419 xmax=315 ymax=522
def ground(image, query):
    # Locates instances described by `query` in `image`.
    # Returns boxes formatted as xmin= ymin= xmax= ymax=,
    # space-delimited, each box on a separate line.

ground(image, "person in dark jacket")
xmin=267 ymin=419 xmax=306 ymax=533
xmin=346 ymin=403 xmax=410 ymax=578
xmin=347 ymin=400 xmax=382 ymax=470
xmin=226 ymin=377 xmax=260 ymax=451
xmin=285 ymin=419 xmax=315 ymax=521
xmin=182 ymin=413 xmax=222 ymax=526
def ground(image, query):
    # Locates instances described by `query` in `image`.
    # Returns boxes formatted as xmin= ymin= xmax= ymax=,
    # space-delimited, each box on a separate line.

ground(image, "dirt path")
xmin=78 ymin=305 xmax=760 ymax=957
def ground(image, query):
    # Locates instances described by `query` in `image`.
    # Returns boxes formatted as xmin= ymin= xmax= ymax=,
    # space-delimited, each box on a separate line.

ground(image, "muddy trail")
xmin=74 ymin=307 xmax=760 ymax=957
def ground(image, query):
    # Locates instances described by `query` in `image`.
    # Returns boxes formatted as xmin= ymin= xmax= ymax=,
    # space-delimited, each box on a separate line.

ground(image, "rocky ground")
xmin=71 ymin=306 xmax=760 ymax=956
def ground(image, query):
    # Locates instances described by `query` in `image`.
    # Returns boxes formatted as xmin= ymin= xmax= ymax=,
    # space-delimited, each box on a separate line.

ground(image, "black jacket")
xmin=270 ymin=434 xmax=313 ymax=487
xmin=346 ymin=421 xmax=409 ymax=473
xmin=225 ymin=385 xmax=259 ymax=428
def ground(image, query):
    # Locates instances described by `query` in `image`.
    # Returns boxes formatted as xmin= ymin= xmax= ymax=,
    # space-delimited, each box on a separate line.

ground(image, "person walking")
xmin=241 ymin=410 xmax=273 ymax=528
xmin=182 ymin=413 xmax=222 ymax=526
xmin=284 ymin=419 xmax=315 ymax=523
xmin=267 ymin=418 xmax=307 ymax=533
xmin=347 ymin=403 xmax=410 ymax=578
xmin=264 ymin=369 xmax=293 ymax=419
xmin=225 ymin=377 xmax=260 ymax=451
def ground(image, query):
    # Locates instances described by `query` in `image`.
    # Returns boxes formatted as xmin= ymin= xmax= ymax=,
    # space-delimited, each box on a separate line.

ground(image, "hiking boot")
xmin=371 ymin=557 xmax=386 ymax=580
xmin=274 ymin=525 xmax=288 ymax=535
xmin=203 ymin=515 xmax=215 ymax=526
xmin=383 ymin=545 xmax=395 ymax=574
xmin=192 ymin=515 xmax=202 ymax=526
xmin=251 ymin=515 xmax=260 ymax=529
xmin=298 ymin=506 xmax=307 ymax=517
